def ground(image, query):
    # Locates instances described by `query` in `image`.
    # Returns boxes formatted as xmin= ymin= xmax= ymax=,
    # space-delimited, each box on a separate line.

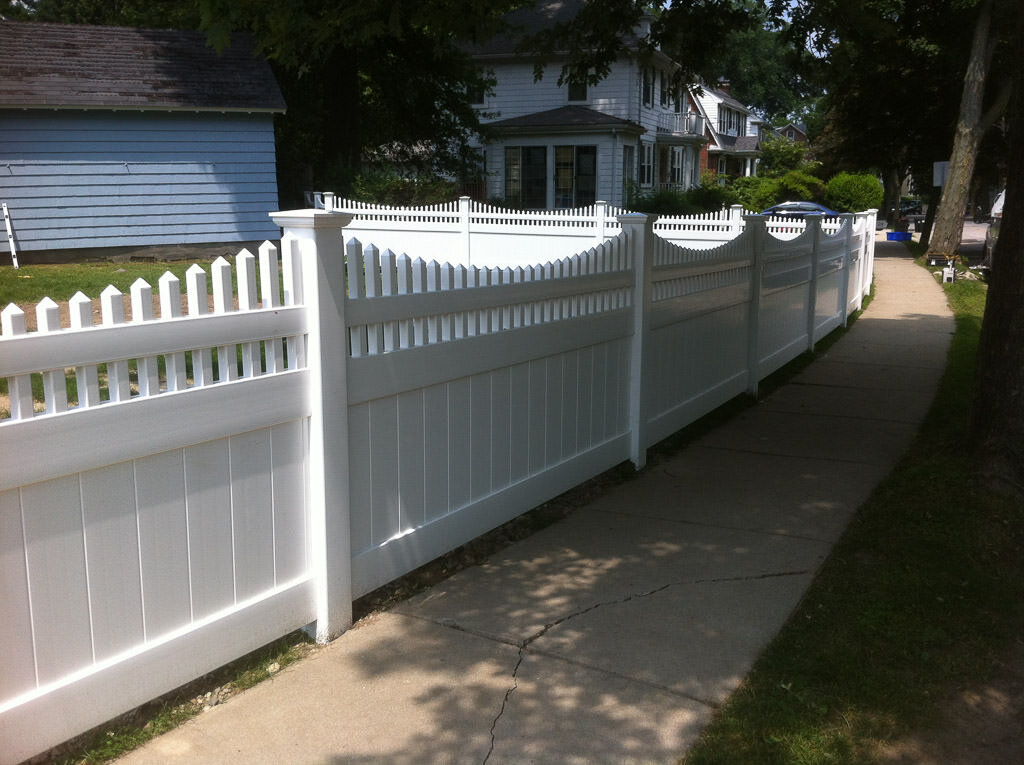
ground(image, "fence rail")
xmin=0 ymin=209 xmax=874 ymax=763
xmin=308 ymin=194 xmax=866 ymax=268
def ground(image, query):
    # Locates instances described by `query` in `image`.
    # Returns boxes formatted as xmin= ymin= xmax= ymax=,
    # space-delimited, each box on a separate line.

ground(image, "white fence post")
xmin=595 ymin=200 xmax=608 ymax=244
xmin=270 ymin=208 xmax=354 ymax=642
xmin=806 ymin=215 xmax=823 ymax=352
xmin=839 ymin=213 xmax=854 ymax=326
xmin=744 ymin=214 xmax=767 ymax=397
xmin=460 ymin=196 xmax=472 ymax=266
xmin=618 ymin=213 xmax=656 ymax=470
xmin=730 ymin=204 xmax=746 ymax=237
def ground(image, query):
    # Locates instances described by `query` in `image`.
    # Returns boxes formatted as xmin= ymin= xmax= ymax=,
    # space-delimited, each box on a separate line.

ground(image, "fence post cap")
xmin=269 ymin=209 xmax=353 ymax=230
xmin=616 ymin=212 xmax=658 ymax=225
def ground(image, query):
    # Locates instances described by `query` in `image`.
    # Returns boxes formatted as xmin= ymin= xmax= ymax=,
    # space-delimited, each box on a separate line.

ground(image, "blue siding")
xmin=0 ymin=111 xmax=282 ymax=253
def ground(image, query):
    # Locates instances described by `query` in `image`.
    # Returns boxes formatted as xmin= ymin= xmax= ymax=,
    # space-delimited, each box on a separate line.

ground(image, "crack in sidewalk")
xmin=479 ymin=568 xmax=809 ymax=763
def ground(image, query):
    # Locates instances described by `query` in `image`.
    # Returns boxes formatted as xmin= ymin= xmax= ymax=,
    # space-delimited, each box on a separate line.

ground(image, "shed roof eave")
xmin=0 ymin=104 xmax=286 ymax=114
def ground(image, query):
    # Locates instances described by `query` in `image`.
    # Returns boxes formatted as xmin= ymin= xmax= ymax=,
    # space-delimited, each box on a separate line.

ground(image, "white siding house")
xmin=469 ymin=3 xmax=708 ymax=209
xmin=0 ymin=22 xmax=286 ymax=261
xmin=692 ymin=83 xmax=762 ymax=178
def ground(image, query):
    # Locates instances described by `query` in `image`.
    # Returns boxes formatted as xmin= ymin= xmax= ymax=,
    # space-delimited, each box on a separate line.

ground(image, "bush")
xmin=350 ymin=168 xmax=458 ymax=206
xmin=729 ymin=176 xmax=780 ymax=212
xmin=774 ymin=170 xmax=827 ymax=204
xmin=826 ymin=172 xmax=884 ymax=212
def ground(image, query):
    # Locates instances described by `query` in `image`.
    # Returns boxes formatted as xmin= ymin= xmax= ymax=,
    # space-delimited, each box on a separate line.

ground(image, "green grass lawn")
xmin=0 ymin=260 xmax=215 ymax=307
xmin=682 ymin=258 xmax=1024 ymax=763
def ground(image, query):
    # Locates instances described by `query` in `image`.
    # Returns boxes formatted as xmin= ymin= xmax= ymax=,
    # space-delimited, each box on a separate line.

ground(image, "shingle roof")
xmin=0 ymin=20 xmax=285 ymax=112
xmin=485 ymin=105 xmax=643 ymax=133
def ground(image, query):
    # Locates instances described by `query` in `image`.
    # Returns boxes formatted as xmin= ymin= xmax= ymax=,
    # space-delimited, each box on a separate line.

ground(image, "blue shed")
xmin=0 ymin=21 xmax=286 ymax=261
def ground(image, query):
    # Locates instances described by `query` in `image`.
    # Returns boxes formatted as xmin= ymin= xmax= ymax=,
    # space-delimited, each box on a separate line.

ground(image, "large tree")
xmin=971 ymin=6 xmax=1024 ymax=496
xmin=925 ymin=0 xmax=1013 ymax=260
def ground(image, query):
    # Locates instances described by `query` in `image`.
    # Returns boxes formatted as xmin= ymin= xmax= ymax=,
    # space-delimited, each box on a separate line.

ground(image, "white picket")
xmin=212 ymin=256 xmax=238 ymax=383
xmin=258 ymin=241 xmax=285 ymax=374
xmin=35 ymin=297 xmax=68 ymax=414
xmin=1 ymin=304 xmax=33 ymax=419
xmin=158 ymin=272 xmax=188 ymax=391
xmin=236 ymin=249 xmax=261 ymax=377
xmin=186 ymin=264 xmax=214 ymax=386
xmin=68 ymin=291 xmax=101 ymax=407
xmin=130 ymin=278 xmax=160 ymax=397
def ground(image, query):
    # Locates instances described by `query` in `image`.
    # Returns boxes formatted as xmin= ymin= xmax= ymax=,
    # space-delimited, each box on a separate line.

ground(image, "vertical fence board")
xmin=0 ymin=488 xmax=36 ymax=700
xmin=561 ymin=351 xmax=580 ymax=458
xmin=544 ymin=356 xmax=563 ymax=467
xmin=230 ymin=429 xmax=275 ymax=602
xmin=508 ymin=363 xmax=531 ymax=482
xmin=271 ymin=420 xmax=308 ymax=584
xmin=136 ymin=451 xmax=191 ymax=638
xmin=470 ymin=375 xmax=491 ymax=501
xmin=369 ymin=397 xmax=400 ymax=545
xmin=22 ymin=476 xmax=92 ymax=685
xmin=423 ymin=384 xmax=450 ymax=522
xmin=184 ymin=440 xmax=234 ymax=620
xmin=588 ymin=343 xmax=608 ymax=443
xmin=448 ymin=378 xmax=473 ymax=511
xmin=576 ymin=345 xmax=594 ymax=449
xmin=397 ymin=390 xmax=426 ymax=531
xmin=528 ymin=359 xmax=547 ymax=475
xmin=490 ymin=367 xmax=512 ymax=491
xmin=81 ymin=463 xmax=145 ymax=661
xmin=348 ymin=403 xmax=372 ymax=554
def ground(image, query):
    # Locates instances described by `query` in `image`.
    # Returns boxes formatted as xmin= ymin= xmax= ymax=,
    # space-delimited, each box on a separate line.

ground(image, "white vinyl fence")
xmin=309 ymin=193 xmax=868 ymax=267
xmin=0 ymin=209 xmax=874 ymax=763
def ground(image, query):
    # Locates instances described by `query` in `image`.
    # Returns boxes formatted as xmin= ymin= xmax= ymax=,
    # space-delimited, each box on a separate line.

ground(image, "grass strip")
xmin=682 ymin=257 xmax=1024 ymax=764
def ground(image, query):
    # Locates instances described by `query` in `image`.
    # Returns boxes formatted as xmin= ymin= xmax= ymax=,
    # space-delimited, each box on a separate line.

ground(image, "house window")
xmin=673 ymin=85 xmax=682 ymax=114
xmin=568 ymin=79 xmax=587 ymax=102
xmin=642 ymin=67 xmax=653 ymax=108
xmin=505 ymin=146 xmax=547 ymax=208
xmin=622 ymin=144 xmax=636 ymax=198
xmin=660 ymin=72 xmax=669 ymax=108
xmin=639 ymin=142 xmax=654 ymax=186
xmin=554 ymin=145 xmax=597 ymax=208
xmin=718 ymin=108 xmax=746 ymax=136
xmin=467 ymin=71 xmax=487 ymax=105
xmin=669 ymin=147 xmax=683 ymax=184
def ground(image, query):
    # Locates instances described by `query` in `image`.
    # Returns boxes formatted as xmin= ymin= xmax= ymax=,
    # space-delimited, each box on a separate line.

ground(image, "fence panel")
xmin=341 ymin=235 xmax=635 ymax=597
xmin=643 ymin=230 xmax=754 ymax=445
xmin=0 ymin=248 xmax=316 ymax=765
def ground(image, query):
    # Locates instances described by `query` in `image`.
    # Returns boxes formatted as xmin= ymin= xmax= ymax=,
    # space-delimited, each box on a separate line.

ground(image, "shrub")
xmin=350 ymin=168 xmax=458 ymax=206
xmin=775 ymin=170 xmax=827 ymax=203
xmin=826 ymin=172 xmax=884 ymax=212
xmin=729 ymin=176 xmax=780 ymax=212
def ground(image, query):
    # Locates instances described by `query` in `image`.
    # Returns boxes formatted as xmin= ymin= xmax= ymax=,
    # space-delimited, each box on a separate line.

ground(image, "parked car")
xmin=900 ymin=199 xmax=923 ymax=216
xmin=760 ymin=201 xmax=840 ymax=218
xmin=981 ymin=189 xmax=1004 ymax=271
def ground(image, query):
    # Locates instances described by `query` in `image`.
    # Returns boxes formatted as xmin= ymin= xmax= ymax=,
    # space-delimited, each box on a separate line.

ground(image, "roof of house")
xmin=0 ymin=20 xmax=285 ymax=112
xmin=710 ymin=135 xmax=761 ymax=155
xmin=485 ymin=105 xmax=644 ymax=134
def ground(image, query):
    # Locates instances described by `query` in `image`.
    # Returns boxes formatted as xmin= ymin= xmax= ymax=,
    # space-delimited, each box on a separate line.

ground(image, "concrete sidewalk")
xmin=118 ymin=239 xmax=953 ymax=765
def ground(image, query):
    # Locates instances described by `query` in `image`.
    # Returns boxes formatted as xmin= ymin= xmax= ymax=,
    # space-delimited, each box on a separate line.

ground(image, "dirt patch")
xmin=875 ymin=641 xmax=1024 ymax=764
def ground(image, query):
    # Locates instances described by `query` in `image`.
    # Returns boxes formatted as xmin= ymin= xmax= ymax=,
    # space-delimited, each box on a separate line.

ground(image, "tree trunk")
xmin=970 ymin=10 xmax=1024 ymax=497
xmin=926 ymin=0 xmax=995 ymax=261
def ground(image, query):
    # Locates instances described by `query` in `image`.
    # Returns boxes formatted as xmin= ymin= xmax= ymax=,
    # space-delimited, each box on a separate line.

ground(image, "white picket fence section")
xmin=0 ymin=209 xmax=874 ymax=763
xmin=310 ymin=193 xmax=865 ymax=267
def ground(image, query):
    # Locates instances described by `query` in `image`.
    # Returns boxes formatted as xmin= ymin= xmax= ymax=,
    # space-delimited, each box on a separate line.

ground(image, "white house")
xmin=468 ymin=1 xmax=709 ymax=209
xmin=692 ymin=82 xmax=762 ymax=178
xmin=0 ymin=21 xmax=286 ymax=262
